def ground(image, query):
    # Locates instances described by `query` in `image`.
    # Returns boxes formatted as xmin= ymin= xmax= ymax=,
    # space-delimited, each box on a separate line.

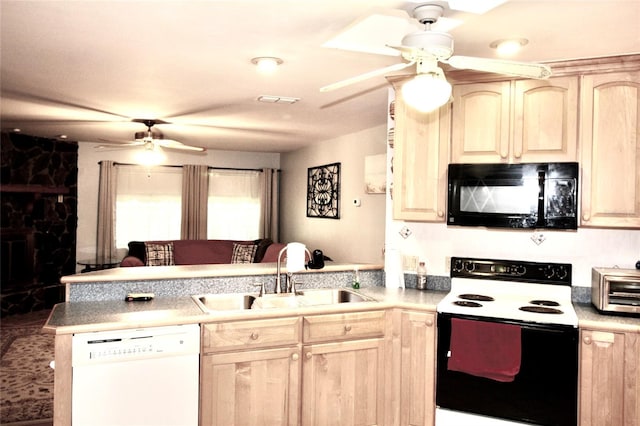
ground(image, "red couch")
xmin=120 ymin=238 xmax=274 ymax=267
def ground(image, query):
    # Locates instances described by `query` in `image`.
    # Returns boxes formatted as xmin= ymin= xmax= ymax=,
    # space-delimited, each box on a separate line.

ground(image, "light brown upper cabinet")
xmin=392 ymin=92 xmax=450 ymax=222
xmin=580 ymin=70 xmax=640 ymax=228
xmin=450 ymin=77 xmax=579 ymax=163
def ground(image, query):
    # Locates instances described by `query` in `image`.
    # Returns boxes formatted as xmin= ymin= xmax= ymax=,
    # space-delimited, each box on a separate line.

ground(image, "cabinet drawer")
xmin=303 ymin=310 xmax=386 ymax=343
xmin=202 ymin=316 xmax=301 ymax=353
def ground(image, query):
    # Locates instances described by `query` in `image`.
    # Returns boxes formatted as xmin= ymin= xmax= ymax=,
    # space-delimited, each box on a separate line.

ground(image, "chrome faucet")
xmin=276 ymin=244 xmax=311 ymax=294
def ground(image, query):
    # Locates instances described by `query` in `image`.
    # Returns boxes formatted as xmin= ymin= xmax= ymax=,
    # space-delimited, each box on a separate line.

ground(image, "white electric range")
xmin=435 ymin=257 xmax=579 ymax=426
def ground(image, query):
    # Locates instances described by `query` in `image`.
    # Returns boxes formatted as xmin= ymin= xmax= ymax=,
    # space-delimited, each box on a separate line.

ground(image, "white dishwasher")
xmin=72 ymin=324 xmax=200 ymax=426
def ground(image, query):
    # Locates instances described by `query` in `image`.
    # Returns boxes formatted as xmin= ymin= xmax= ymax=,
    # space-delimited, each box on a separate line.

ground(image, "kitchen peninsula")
xmin=44 ymin=263 xmax=639 ymax=426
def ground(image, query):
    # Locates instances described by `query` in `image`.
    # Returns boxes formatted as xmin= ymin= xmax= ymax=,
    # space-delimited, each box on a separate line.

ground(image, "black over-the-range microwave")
xmin=447 ymin=162 xmax=579 ymax=230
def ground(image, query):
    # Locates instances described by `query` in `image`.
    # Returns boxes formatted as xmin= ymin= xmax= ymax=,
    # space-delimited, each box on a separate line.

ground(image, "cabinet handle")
xmin=437 ymin=211 xmax=444 ymax=218
xmin=500 ymin=151 xmax=508 ymax=159
xmin=291 ymin=353 xmax=299 ymax=361
xmin=582 ymin=213 xmax=590 ymax=221
xmin=426 ymin=319 xmax=434 ymax=327
xmin=250 ymin=332 xmax=259 ymax=340
xmin=344 ymin=324 xmax=352 ymax=332
xmin=305 ymin=352 xmax=312 ymax=360
xmin=583 ymin=336 xmax=592 ymax=345
xmin=514 ymin=151 xmax=522 ymax=159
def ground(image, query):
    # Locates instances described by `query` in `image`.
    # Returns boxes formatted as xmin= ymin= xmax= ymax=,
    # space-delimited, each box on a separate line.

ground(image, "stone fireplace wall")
xmin=1 ymin=132 xmax=78 ymax=316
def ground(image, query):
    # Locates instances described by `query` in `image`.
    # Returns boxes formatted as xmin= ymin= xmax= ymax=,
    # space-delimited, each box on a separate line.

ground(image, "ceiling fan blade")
xmin=320 ymin=61 xmax=416 ymax=92
xmin=2 ymin=89 xmax=132 ymax=120
xmin=156 ymin=139 xmax=206 ymax=152
xmin=445 ymin=55 xmax=552 ymax=79
xmin=94 ymin=142 xmax=144 ymax=150
xmin=387 ymin=44 xmax=417 ymax=57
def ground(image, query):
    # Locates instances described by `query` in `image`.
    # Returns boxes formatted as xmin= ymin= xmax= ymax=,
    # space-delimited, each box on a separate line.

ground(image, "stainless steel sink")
xmin=298 ymin=288 xmax=370 ymax=304
xmin=193 ymin=288 xmax=373 ymax=313
xmin=193 ymin=293 xmax=258 ymax=312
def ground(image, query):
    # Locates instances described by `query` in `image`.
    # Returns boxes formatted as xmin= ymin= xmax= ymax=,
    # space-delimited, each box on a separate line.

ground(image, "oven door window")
xmin=436 ymin=313 xmax=578 ymax=426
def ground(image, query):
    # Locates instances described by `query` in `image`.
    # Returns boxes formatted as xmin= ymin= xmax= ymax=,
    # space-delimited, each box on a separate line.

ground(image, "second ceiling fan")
xmin=96 ymin=119 xmax=206 ymax=152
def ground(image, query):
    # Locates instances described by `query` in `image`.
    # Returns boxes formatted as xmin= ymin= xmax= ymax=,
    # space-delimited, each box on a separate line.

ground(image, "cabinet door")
xmin=579 ymin=329 xmax=640 ymax=426
xmin=400 ymin=311 xmax=436 ymax=426
xmin=201 ymin=346 xmax=301 ymax=426
xmin=301 ymin=338 xmax=385 ymax=426
xmin=513 ymin=77 xmax=578 ymax=162
xmin=580 ymin=70 xmax=640 ymax=228
xmin=392 ymin=94 xmax=450 ymax=221
xmin=450 ymin=81 xmax=511 ymax=163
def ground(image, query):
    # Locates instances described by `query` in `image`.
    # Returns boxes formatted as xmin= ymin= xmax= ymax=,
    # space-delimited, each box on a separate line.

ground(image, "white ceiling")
xmin=1 ymin=0 xmax=639 ymax=153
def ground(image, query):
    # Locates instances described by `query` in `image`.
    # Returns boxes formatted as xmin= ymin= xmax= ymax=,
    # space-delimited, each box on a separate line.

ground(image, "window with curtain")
xmin=207 ymin=169 xmax=261 ymax=240
xmin=115 ymin=166 xmax=182 ymax=249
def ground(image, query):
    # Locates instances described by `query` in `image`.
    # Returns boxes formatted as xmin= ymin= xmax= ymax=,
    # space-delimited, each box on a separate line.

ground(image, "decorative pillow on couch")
xmin=145 ymin=242 xmax=175 ymax=266
xmin=231 ymin=243 xmax=258 ymax=264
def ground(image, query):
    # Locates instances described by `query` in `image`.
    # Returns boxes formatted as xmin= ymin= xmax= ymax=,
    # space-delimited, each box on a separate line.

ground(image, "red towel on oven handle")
xmin=447 ymin=318 xmax=522 ymax=382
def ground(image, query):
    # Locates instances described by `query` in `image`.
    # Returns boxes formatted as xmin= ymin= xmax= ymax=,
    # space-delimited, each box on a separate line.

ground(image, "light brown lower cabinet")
xmin=399 ymin=310 xmax=436 ymax=426
xmin=200 ymin=346 xmax=301 ymax=426
xmin=200 ymin=310 xmax=387 ymax=426
xmin=301 ymin=338 xmax=386 ymax=426
xmin=579 ymin=327 xmax=640 ymax=426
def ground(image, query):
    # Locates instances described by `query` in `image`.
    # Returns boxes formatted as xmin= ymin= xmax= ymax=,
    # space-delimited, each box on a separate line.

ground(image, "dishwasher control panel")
xmin=72 ymin=324 xmax=200 ymax=366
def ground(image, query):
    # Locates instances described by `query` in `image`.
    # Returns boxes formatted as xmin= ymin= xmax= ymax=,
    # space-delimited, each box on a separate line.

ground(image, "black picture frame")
xmin=307 ymin=162 xmax=340 ymax=219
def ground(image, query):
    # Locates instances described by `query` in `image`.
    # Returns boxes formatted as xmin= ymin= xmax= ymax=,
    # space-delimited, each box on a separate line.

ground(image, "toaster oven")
xmin=592 ymin=268 xmax=640 ymax=316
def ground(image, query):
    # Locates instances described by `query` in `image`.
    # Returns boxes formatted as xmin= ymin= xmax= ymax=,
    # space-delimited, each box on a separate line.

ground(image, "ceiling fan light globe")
xmin=135 ymin=147 xmax=165 ymax=167
xmin=401 ymin=73 xmax=452 ymax=113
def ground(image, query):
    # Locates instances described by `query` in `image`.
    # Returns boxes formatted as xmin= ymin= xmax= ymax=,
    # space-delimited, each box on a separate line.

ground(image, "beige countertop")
xmin=61 ymin=262 xmax=383 ymax=283
xmin=574 ymin=303 xmax=640 ymax=333
xmin=44 ymin=286 xmax=639 ymax=335
xmin=44 ymin=286 xmax=443 ymax=335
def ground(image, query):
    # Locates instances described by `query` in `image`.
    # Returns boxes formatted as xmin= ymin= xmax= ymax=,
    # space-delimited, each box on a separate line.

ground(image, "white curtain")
xmin=207 ymin=169 xmax=261 ymax=240
xmin=115 ymin=166 xmax=182 ymax=248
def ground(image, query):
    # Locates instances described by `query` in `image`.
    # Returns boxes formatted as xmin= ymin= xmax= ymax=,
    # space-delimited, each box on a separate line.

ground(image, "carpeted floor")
xmin=1 ymin=310 xmax=54 ymax=425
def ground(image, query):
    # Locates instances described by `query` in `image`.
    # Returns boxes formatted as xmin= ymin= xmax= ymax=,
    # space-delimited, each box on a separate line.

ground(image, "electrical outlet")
xmin=403 ymin=255 xmax=418 ymax=271
xmin=531 ymin=232 xmax=546 ymax=245
xmin=445 ymin=256 xmax=451 ymax=272
xmin=399 ymin=226 xmax=411 ymax=239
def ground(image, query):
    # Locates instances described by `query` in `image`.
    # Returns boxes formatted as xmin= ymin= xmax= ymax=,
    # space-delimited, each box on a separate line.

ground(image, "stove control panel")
xmin=451 ymin=257 xmax=572 ymax=285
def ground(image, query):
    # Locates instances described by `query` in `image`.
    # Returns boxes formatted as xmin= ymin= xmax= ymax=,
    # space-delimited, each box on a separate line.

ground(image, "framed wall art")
xmin=307 ymin=162 xmax=340 ymax=219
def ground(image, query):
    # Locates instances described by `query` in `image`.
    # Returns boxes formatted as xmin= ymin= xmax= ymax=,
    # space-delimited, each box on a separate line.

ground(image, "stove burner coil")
xmin=453 ymin=300 xmax=483 ymax=308
xmin=458 ymin=294 xmax=495 ymax=302
xmin=519 ymin=306 xmax=563 ymax=314
xmin=529 ymin=300 xmax=560 ymax=307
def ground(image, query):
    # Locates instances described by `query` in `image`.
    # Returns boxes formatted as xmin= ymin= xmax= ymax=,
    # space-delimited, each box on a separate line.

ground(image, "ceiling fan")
xmin=321 ymin=2 xmax=552 ymax=112
xmin=96 ymin=118 xmax=206 ymax=152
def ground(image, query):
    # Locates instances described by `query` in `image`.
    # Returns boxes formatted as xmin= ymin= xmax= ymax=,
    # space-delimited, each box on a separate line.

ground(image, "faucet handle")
xmin=253 ymin=282 xmax=266 ymax=297
xmin=289 ymin=275 xmax=304 ymax=295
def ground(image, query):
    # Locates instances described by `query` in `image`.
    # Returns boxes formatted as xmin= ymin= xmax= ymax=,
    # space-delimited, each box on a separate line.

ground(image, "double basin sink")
xmin=193 ymin=288 xmax=374 ymax=313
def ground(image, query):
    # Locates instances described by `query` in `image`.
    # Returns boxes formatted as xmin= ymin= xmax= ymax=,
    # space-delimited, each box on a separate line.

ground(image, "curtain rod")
xmin=97 ymin=161 xmax=279 ymax=173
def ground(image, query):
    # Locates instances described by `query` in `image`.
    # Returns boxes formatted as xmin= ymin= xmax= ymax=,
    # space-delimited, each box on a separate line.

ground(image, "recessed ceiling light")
xmin=490 ymin=38 xmax=528 ymax=56
xmin=12 ymin=128 xmax=21 ymax=133
xmin=251 ymin=57 xmax=283 ymax=74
